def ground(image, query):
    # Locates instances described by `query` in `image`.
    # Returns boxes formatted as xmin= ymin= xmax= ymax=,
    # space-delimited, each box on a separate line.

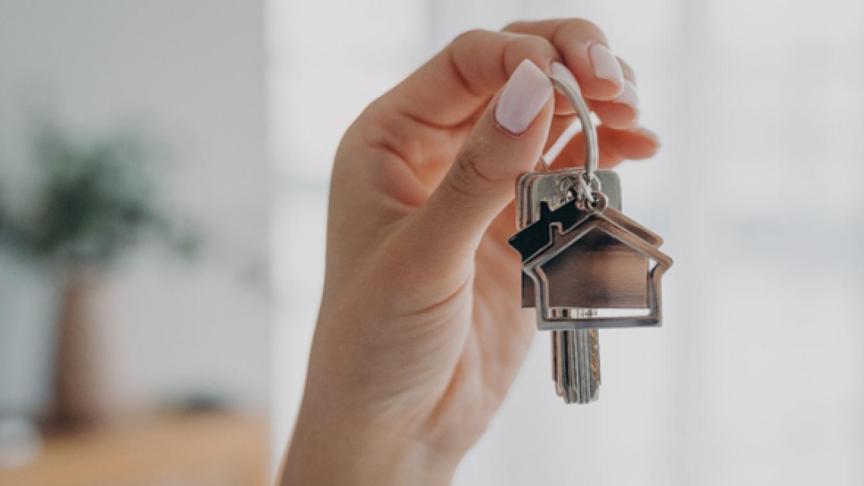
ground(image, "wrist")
xmin=280 ymin=404 xmax=460 ymax=486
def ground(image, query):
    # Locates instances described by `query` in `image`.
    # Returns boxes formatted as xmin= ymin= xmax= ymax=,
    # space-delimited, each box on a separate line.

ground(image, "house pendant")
xmin=509 ymin=200 xmax=672 ymax=331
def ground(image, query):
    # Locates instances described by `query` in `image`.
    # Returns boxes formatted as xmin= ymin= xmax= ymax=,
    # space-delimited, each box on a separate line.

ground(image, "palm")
xmin=468 ymin=227 xmax=537 ymax=395
xmin=348 ymin=124 xmax=537 ymax=443
xmin=398 ymin=123 xmax=535 ymax=377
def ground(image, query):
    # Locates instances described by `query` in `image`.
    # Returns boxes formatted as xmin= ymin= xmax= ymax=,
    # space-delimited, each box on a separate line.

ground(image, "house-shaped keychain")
xmin=509 ymin=197 xmax=672 ymax=331
xmin=509 ymin=66 xmax=674 ymax=403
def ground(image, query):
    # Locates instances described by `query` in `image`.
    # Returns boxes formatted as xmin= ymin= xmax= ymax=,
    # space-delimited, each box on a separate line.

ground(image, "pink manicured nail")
xmin=495 ymin=59 xmax=552 ymax=135
xmin=614 ymin=80 xmax=640 ymax=117
xmin=588 ymin=43 xmax=624 ymax=88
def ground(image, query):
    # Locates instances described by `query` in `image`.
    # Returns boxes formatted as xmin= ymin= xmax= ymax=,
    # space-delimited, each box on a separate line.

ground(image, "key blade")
xmin=553 ymin=327 xmax=600 ymax=404
xmin=517 ymin=169 xmax=615 ymax=404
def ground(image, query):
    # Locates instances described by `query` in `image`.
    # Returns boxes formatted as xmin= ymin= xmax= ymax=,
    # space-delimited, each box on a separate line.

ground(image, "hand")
xmin=281 ymin=18 xmax=658 ymax=486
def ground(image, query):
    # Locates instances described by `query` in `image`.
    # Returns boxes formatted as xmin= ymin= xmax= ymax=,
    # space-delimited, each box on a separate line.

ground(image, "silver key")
xmin=510 ymin=71 xmax=671 ymax=404
xmin=552 ymin=328 xmax=600 ymax=404
xmin=515 ymin=169 xmax=622 ymax=403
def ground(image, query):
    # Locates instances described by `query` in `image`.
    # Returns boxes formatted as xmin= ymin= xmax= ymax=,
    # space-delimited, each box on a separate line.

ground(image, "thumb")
xmin=406 ymin=59 xmax=554 ymax=265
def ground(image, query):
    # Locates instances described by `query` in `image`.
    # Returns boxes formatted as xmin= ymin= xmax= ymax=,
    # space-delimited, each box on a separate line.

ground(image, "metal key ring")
xmin=546 ymin=72 xmax=601 ymax=202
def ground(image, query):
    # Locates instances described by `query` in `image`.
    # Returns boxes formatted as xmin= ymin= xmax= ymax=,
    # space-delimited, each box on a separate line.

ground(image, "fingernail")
xmin=495 ymin=59 xmax=552 ymax=135
xmin=588 ymin=43 xmax=624 ymax=89
xmin=613 ymin=80 xmax=640 ymax=117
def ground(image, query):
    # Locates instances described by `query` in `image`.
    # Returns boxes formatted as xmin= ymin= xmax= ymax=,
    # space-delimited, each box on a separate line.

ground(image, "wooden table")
xmin=0 ymin=412 xmax=269 ymax=486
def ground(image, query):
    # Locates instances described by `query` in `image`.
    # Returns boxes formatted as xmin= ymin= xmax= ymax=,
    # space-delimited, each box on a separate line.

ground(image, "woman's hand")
xmin=281 ymin=18 xmax=658 ymax=486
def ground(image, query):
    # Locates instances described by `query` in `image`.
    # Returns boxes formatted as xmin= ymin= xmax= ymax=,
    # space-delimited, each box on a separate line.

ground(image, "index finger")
xmin=379 ymin=29 xmax=559 ymax=128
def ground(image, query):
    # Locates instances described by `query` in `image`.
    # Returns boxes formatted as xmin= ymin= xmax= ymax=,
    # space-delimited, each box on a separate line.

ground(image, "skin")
xmin=280 ymin=18 xmax=659 ymax=486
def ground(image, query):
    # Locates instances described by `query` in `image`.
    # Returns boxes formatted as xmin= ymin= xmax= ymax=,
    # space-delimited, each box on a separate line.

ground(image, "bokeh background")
xmin=3 ymin=0 xmax=864 ymax=485
xmin=1 ymin=1 xmax=270 ymax=484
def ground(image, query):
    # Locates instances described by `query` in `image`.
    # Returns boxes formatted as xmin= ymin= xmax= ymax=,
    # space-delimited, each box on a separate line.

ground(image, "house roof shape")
xmin=509 ymin=199 xmax=665 ymax=263
xmin=509 ymin=200 xmax=586 ymax=262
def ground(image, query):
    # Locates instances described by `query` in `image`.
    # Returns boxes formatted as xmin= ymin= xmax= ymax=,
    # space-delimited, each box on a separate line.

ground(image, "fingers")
xmin=542 ymin=62 xmax=648 ymax=161
xmin=402 ymin=60 xmax=554 ymax=269
xmin=545 ymin=116 xmax=659 ymax=169
xmin=506 ymin=20 xmax=645 ymax=129
xmin=363 ymin=19 xmax=647 ymax=175
xmin=505 ymin=19 xmax=622 ymax=101
xmin=617 ymin=56 xmax=636 ymax=85
xmin=590 ymin=57 xmax=639 ymax=129
xmin=381 ymin=29 xmax=560 ymax=128
xmin=375 ymin=19 xmax=626 ymax=128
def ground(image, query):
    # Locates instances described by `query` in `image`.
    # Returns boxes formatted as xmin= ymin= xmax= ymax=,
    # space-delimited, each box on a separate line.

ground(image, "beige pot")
xmin=52 ymin=272 xmax=142 ymax=426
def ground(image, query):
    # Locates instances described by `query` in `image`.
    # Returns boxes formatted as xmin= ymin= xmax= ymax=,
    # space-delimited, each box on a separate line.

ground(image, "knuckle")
xmin=555 ymin=18 xmax=608 ymax=43
xmin=502 ymin=20 xmax=527 ymax=32
xmin=564 ymin=17 xmax=602 ymax=33
xmin=504 ymin=33 xmax=554 ymax=59
xmin=498 ymin=33 xmax=557 ymax=77
xmin=448 ymin=146 xmax=496 ymax=199
xmin=451 ymin=28 xmax=490 ymax=48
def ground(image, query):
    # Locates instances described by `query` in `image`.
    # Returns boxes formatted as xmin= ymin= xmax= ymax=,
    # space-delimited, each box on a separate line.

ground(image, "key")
xmin=552 ymin=328 xmax=600 ymax=404
xmin=509 ymin=70 xmax=671 ymax=404
xmin=515 ymin=169 xmax=622 ymax=403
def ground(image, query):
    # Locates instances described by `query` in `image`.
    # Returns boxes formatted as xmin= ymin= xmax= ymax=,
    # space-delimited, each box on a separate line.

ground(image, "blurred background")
xmin=2 ymin=0 xmax=863 ymax=485
xmin=0 ymin=1 xmax=270 ymax=484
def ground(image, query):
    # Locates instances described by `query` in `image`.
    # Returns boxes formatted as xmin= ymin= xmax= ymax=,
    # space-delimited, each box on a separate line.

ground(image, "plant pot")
xmin=52 ymin=271 xmax=143 ymax=426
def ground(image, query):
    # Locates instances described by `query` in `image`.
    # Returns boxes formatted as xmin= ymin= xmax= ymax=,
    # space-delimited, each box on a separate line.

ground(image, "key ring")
xmin=508 ymin=66 xmax=673 ymax=406
xmin=544 ymin=71 xmax=601 ymax=204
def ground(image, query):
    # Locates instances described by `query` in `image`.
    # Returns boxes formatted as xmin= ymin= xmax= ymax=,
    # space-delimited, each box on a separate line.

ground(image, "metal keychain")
xmin=509 ymin=72 xmax=673 ymax=404
xmin=515 ymin=168 xmax=621 ymax=403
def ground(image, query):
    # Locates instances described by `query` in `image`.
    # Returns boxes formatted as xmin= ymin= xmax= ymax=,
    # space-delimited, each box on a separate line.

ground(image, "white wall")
xmin=0 ymin=0 xmax=271 ymax=414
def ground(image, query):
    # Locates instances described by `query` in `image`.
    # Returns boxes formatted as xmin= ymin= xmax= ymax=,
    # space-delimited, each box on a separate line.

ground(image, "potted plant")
xmin=0 ymin=125 xmax=195 ymax=426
